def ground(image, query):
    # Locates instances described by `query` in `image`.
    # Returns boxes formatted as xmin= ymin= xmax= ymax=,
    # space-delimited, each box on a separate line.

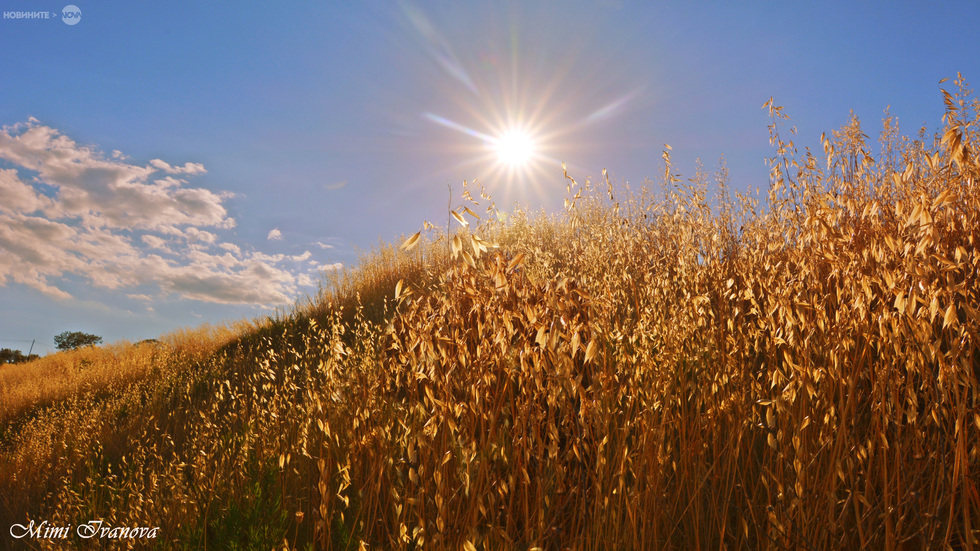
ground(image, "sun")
xmin=422 ymin=111 xmax=556 ymax=193
xmin=492 ymin=127 xmax=537 ymax=169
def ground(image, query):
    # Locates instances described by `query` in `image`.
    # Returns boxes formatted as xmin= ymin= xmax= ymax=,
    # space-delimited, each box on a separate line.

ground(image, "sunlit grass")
xmin=2 ymin=76 xmax=979 ymax=550
xmin=0 ymin=322 xmax=251 ymax=428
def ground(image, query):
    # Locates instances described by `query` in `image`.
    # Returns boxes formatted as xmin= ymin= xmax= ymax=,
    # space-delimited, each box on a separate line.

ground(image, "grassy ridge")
xmin=2 ymin=78 xmax=980 ymax=549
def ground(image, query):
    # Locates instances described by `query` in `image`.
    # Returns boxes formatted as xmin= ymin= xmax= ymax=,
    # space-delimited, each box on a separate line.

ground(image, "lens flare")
xmin=492 ymin=128 xmax=536 ymax=169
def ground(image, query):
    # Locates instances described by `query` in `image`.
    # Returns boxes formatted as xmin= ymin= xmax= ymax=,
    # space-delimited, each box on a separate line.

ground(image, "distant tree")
xmin=0 ymin=348 xmax=38 ymax=364
xmin=54 ymin=331 xmax=103 ymax=351
xmin=0 ymin=348 xmax=20 ymax=364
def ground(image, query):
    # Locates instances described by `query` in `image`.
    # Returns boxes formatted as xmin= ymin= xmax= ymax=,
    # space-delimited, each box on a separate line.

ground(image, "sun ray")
xmin=387 ymin=2 xmax=651 ymax=213
xmin=423 ymin=113 xmax=494 ymax=142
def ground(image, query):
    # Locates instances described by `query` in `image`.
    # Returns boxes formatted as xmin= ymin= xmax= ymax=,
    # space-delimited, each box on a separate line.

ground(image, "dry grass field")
xmin=2 ymin=78 xmax=979 ymax=550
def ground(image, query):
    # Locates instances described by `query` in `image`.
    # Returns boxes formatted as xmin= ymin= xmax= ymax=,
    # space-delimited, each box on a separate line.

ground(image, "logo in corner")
xmin=62 ymin=5 xmax=81 ymax=25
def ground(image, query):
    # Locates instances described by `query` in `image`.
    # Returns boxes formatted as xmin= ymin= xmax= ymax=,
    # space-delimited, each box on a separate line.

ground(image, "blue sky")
xmin=2 ymin=1 xmax=979 ymax=353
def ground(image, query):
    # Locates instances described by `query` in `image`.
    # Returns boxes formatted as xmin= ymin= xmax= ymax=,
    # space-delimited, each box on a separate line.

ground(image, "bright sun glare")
xmin=493 ymin=128 xmax=536 ymax=168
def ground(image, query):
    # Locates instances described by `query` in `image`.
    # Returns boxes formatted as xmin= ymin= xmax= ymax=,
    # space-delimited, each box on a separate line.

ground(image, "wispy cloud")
xmin=0 ymin=120 xmax=321 ymax=307
xmin=148 ymin=158 xmax=207 ymax=175
xmin=267 ymin=228 xmax=282 ymax=240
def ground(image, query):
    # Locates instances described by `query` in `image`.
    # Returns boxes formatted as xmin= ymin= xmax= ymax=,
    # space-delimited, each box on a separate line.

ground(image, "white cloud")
xmin=182 ymin=227 xmax=218 ymax=243
xmin=314 ymin=237 xmax=345 ymax=250
xmin=141 ymin=234 xmax=169 ymax=250
xmin=0 ymin=122 xmax=229 ymax=232
xmin=0 ymin=120 xmax=324 ymax=307
xmin=267 ymin=228 xmax=282 ymax=240
xmin=0 ymin=168 xmax=53 ymax=213
xmin=220 ymin=242 xmax=241 ymax=254
xmin=149 ymin=158 xmax=207 ymax=175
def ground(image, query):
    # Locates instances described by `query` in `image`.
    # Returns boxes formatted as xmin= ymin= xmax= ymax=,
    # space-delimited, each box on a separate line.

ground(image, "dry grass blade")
xmin=507 ymin=252 xmax=525 ymax=273
xmin=401 ymin=231 xmax=422 ymax=251
xmin=450 ymin=209 xmax=468 ymax=227
xmin=452 ymin=234 xmax=462 ymax=258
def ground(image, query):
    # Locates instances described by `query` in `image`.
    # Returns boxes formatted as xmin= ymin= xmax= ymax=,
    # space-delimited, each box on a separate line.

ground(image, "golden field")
xmin=2 ymin=79 xmax=979 ymax=550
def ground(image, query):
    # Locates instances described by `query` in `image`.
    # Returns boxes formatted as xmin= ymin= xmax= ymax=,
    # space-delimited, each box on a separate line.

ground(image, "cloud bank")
xmin=0 ymin=119 xmax=329 ymax=306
